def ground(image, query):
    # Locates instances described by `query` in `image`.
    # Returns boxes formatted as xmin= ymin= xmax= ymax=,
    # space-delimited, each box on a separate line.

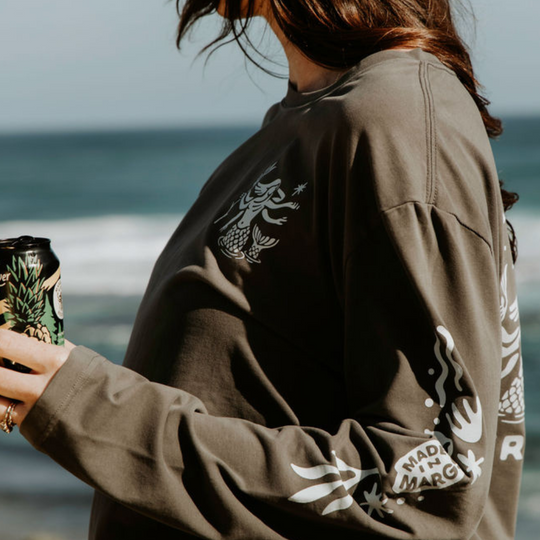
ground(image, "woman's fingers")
xmin=0 ymin=328 xmax=67 ymax=372
xmin=0 ymin=330 xmax=77 ymax=430
xmin=0 ymin=366 xmax=38 ymax=402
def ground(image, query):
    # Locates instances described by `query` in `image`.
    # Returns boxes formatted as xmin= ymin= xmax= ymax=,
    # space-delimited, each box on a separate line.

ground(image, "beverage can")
xmin=0 ymin=235 xmax=64 ymax=372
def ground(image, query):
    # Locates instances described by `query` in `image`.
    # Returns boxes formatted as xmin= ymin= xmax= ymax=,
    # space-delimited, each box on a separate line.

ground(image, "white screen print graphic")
xmin=288 ymin=326 xmax=485 ymax=519
xmin=497 ymin=214 xmax=525 ymax=458
xmin=214 ymin=162 xmax=307 ymax=264
xmin=392 ymin=325 xmax=485 ymax=497
xmin=432 ymin=328 xmax=483 ymax=444
xmin=287 ymin=215 xmax=523 ymax=517
xmin=392 ymin=440 xmax=465 ymax=494
xmin=288 ymin=451 xmax=390 ymax=517
xmin=498 ymin=256 xmax=525 ymax=426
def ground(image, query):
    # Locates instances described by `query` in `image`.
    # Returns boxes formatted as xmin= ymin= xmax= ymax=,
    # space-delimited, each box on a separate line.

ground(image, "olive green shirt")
xmin=21 ymin=48 xmax=525 ymax=539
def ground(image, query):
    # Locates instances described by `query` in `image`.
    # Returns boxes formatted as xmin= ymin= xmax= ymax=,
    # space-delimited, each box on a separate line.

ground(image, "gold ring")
xmin=0 ymin=401 xmax=17 ymax=434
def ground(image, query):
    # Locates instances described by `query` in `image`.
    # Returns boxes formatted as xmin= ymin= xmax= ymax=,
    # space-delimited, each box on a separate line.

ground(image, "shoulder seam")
xmin=344 ymin=200 xmax=494 ymax=270
xmin=382 ymin=201 xmax=494 ymax=256
xmin=419 ymin=61 xmax=438 ymax=205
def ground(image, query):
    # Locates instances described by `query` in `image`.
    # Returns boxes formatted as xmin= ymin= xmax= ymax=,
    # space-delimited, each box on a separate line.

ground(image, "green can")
xmin=0 ymin=235 xmax=64 ymax=373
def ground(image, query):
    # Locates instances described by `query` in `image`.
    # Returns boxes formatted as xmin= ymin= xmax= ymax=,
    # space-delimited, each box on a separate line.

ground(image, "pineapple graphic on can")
xmin=0 ymin=236 xmax=64 ymax=373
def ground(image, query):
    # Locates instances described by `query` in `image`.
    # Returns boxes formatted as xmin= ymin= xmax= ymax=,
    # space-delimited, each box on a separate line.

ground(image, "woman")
xmin=0 ymin=1 xmax=524 ymax=539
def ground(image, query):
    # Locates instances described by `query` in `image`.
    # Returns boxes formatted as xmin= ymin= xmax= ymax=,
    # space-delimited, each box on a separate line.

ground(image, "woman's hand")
xmin=0 ymin=328 xmax=77 ymax=428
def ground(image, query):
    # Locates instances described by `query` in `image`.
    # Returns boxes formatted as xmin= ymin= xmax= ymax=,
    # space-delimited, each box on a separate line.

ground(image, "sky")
xmin=0 ymin=0 xmax=539 ymax=133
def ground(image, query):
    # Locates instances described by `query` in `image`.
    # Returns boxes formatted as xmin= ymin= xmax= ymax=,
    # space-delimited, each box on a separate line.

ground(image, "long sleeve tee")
xmin=20 ymin=47 xmax=525 ymax=540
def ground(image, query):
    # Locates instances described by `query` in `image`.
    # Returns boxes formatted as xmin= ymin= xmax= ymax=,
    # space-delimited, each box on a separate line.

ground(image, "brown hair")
xmin=174 ymin=0 xmax=519 ymax=263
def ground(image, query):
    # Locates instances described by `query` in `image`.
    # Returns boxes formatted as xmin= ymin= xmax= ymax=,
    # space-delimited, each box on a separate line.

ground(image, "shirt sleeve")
xmin=19 ymin=199 xmax=502 ymax=539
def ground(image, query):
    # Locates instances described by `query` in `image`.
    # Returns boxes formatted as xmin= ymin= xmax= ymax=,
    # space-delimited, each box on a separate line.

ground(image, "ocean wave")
xmin=0 ymin=214 xmax=183 ymax=296
xmin=0 ymin=210 xmax=539 ymax=296
xmin=509 ymin=211 xmax=540 ymax=289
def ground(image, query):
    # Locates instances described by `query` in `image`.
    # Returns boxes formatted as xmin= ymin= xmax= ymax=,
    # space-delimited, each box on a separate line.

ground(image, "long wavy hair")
xmin=174 ymin=0 xmax=519 ymax=263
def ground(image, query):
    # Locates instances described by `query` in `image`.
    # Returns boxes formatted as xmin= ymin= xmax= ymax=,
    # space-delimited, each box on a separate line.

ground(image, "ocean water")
xmin=0 ymin=118 xmax=539 ymax=539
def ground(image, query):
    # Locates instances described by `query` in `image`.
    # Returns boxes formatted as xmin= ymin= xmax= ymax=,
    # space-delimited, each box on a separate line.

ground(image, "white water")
xmin=0 ymin=214 xmax=183 ymax=296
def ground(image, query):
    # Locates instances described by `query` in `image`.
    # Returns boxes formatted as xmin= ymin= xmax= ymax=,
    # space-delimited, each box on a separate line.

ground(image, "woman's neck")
xmin=266 ymin=13 xmax=414 ymax=93
xmin=267 ymin=17 xmax=348 ymax=93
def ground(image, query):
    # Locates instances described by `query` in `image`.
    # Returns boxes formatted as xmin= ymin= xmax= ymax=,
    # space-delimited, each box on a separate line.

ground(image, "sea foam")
xmin=508 ymin=210 xmax=540 ymax=288
xmin=0 ymin=214 xmax=183 ymax=296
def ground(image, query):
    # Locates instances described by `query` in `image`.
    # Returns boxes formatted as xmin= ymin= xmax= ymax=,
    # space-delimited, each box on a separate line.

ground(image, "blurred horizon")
xmin=0 ymin=113 xmax=539 ymax=138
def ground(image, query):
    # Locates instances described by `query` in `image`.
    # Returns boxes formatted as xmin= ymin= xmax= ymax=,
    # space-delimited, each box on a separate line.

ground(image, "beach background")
xmin=0 ymin=119 xmax=539 ymax=539
xmin=1 ymin=0 xmax=539 ymax=538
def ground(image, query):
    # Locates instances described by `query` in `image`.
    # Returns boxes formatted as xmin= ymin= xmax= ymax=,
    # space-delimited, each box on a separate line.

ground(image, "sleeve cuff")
xmin=20 ymin=345 xmax=104 ymax=450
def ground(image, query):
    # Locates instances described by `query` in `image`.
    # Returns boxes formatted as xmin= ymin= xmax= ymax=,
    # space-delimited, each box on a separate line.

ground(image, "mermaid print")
xmin=214 ymin=162 xmax=303 ymax=263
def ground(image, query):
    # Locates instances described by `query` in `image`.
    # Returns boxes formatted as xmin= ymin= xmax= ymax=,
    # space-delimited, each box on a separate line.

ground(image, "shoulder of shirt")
xmin=320 ymin=51 xmax=499 ymax=250
xmin=326 ymin=51 xmax=463 ymax=138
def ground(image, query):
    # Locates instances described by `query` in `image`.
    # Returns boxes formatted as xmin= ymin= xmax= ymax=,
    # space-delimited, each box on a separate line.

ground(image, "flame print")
xmin=498 ymin=262 xmax=525 ymax=425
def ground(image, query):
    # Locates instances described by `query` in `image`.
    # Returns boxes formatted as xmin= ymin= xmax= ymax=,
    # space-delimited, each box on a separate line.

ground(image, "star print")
xmin=293 ymin=183 xmax=307 ymax=196
xmin=457 ymin=450 xmax=485 ymax=484
xmin=360 ymin=483 xmax=394 ymax=518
